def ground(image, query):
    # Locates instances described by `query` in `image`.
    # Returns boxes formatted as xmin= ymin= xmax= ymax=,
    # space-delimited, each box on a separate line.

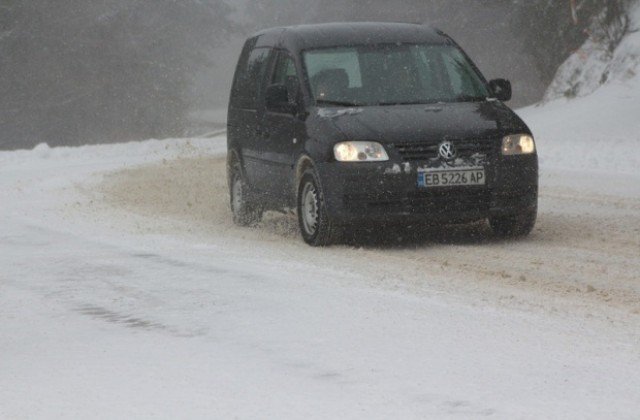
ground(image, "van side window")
xmin=231 ymin=46 xmax=271 ymax=109
xmin=271 ymin=52 xmax=299 ymax=103
xmin=272 ymin=53 xmax=297 ymax=84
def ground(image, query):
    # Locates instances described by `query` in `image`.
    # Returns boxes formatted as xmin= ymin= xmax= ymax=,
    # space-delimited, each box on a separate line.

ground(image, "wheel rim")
xmin=301 ymin=181 xmax=319 ymax=235
xmin=231 ymin=173 xmax=243 ymax=216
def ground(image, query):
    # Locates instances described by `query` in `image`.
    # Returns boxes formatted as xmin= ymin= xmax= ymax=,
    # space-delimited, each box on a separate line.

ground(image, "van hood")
xmin=314 ymin=101 xmax=527 ymax=142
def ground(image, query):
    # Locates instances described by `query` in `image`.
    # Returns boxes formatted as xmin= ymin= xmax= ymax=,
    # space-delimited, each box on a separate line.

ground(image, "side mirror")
xmin=266 ymin=84 xmax=297 ymax=114
xmin=489 ymin=79 xmax=512 ymax=102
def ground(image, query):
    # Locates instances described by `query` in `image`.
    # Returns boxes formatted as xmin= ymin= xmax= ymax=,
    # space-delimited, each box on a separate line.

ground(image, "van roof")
xmin=252 ymin=22 xmax=451 ymax=51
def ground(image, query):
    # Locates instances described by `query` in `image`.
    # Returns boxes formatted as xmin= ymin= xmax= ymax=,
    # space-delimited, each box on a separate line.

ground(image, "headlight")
xmin=502 ymin=134 xmax=535 ymax=155
xmin=334 ymin=141 xmax=389 ymax=162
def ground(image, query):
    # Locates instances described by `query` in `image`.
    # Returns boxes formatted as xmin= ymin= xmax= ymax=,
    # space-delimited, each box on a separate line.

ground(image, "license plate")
xmin=418 ymin=168 xmax=485 ymax=187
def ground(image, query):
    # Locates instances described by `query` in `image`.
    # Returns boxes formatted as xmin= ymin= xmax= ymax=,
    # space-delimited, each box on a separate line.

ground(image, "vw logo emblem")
xmin=438 ymin=141 xmax=457 ymax=160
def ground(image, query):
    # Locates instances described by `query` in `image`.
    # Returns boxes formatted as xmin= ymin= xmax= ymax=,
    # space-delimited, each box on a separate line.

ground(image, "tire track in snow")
xmin=90 ymin=156 xmax=640 ymax=320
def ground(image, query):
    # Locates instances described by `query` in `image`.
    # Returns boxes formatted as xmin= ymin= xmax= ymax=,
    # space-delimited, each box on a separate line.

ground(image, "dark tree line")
xmin=0 ymin=0 xmax=233 ymax=149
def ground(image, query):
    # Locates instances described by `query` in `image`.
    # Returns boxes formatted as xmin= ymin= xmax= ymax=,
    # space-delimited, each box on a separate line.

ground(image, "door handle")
xmin=256 ymin=128 xmax=269 ymax=137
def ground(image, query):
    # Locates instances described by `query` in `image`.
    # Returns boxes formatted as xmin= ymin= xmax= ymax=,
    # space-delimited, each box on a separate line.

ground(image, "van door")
xmin=228 ymin=43 xmax=272 ymax=190
xmin=260 ymin=50 xmax=303 ymax=200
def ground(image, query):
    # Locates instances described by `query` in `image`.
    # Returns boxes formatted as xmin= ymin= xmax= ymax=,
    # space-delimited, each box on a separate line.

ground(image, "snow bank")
xmin=544 ymin=3 xmax=640 ymax=101
xmin=518 ymin=7 xmax=640 ymax=176
xmin=518 ymin=80 xmax=640 ymax=175
xmin=0 ymin=137 xmax=226 ymax=171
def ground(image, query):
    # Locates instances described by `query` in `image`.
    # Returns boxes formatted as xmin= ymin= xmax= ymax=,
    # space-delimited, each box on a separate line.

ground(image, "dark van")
xmin=227 ymin=22 xmax=538 ymax=246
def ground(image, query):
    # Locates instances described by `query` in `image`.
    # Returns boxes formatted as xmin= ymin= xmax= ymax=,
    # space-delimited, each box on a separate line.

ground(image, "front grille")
xmin=344 ymin=188 xmax=491 ymax=214
xmin=407 ymin=188 xmax=491 ymax=212
xmin=392 ymin=139 xmax=496 ymax=161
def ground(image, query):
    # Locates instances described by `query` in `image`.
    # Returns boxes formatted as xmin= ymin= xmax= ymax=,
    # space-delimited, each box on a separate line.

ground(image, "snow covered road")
xmin=1 ymin=132 xmax=639 ymax=419
xmin=96 ymin=150 xmax=640 ymax=318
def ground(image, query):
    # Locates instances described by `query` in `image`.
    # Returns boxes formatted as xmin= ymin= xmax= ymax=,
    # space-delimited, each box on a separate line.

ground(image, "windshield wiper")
xmin=315 ymin=99 xmax=359 ymax=107
xmin=377 ymin=100 xmax=439 ymax=106
xmin=452 ymin=95 xmax=487 ymax=103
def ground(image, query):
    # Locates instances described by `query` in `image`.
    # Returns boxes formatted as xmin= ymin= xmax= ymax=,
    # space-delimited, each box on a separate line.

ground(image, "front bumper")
xmin=316 ymin=155 xmax=538 ymax=224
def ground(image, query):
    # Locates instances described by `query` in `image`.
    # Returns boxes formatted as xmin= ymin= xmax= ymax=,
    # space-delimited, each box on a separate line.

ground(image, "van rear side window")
xmin=231 ymin=47 xmax=271 ymax=109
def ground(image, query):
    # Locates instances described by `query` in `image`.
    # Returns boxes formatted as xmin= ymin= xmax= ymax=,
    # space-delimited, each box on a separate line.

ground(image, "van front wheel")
xmin=297 ymin=169 xmax=340 ymax=246
xmin=489 ymin=208 xmax=536 ymax=238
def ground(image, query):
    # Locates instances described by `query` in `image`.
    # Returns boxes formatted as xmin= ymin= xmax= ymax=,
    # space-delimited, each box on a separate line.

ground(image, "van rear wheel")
xmin=229 ymin=161 xmax=263 ymax=226
xmin=297 ymin=169 xmax=340 ymax=246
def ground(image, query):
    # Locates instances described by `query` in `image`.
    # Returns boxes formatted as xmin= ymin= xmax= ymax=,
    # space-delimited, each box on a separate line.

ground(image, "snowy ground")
xmin=2 ymin=69 xmax=640 ymax=420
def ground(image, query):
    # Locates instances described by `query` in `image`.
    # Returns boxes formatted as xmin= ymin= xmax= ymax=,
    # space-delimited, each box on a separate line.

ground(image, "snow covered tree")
xmin=509 ymin=0 xmax=632 ymax=87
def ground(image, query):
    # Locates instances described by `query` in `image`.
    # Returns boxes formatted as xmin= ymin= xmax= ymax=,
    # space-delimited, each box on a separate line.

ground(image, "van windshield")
xmin=303 ymin=44 xmax=490 ymax=106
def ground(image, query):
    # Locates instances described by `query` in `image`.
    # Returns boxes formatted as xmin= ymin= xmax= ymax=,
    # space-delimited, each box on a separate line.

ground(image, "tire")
xmin=229 ymin=160 xmax=263 ymax=226
xmin=297 ymin=168 xmax=340 ymax=246
xmin=489 ymin=207 xmax=537 ymax=238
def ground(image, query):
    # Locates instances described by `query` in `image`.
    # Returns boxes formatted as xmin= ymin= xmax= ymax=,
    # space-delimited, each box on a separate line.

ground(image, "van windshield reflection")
xmin=304 ymin=44 xmax=490 ymax=107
